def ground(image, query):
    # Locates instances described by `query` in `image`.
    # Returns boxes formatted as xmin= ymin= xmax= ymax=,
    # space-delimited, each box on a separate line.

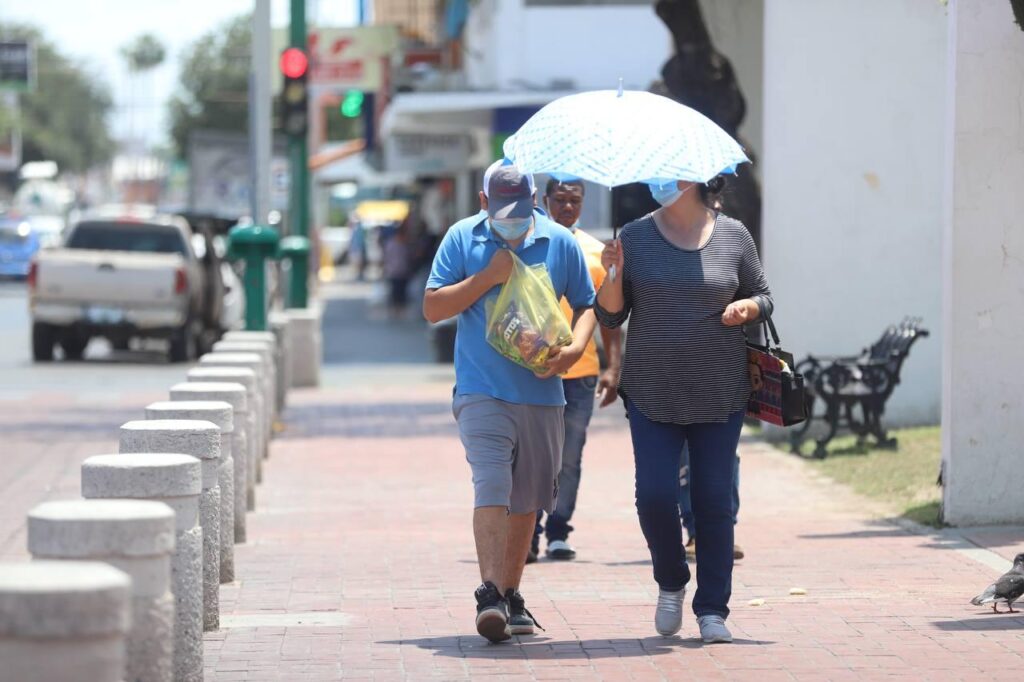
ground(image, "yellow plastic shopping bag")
xmin=485 ymin=251 xmax=573 ymax=374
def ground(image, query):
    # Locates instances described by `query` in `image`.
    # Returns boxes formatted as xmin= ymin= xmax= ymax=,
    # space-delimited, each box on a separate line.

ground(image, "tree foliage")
xmin=0 ymin=23 xmax=115 ymax=174
xmin=168 ymin=14 xmax=251 ymax=157
xmin=121 ymin=33 xmax=166 ymax=73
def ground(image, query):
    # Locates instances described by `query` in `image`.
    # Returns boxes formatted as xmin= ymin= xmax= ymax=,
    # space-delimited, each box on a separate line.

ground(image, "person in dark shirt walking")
xmin=595 ymin=175 xmax=772 ymax=643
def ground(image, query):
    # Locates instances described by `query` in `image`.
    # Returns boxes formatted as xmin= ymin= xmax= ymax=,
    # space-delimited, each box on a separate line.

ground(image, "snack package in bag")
xmin=485 ymin=251 xmax=573 ymax=373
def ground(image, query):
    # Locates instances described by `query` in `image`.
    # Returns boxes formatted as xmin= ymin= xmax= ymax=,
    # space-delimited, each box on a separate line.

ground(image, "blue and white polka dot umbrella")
xmin=502 ymin=89 xmax=748 ymax=189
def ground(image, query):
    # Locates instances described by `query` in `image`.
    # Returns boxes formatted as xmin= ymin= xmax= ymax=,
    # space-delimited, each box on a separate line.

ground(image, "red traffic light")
xmin=279 ymin=48 xmax=309 ymax=79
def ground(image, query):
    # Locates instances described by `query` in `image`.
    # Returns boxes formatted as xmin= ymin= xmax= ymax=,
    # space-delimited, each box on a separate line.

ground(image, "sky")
xmin=2 ymin=0 xmax=358 ymax=149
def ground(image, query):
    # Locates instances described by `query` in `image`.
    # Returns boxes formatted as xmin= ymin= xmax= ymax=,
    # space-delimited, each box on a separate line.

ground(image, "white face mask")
xmin=489 ymin=216 xmax=532 ymax=241
xmin=649 ymin=182 xmax=692 ymax=207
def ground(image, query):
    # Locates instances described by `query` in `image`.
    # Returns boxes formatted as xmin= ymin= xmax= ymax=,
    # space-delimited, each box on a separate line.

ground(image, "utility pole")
xmin=251 ymin=0 xmax=272 ymax=225
xmin=287 ymin=0 xmax=310 ymax=308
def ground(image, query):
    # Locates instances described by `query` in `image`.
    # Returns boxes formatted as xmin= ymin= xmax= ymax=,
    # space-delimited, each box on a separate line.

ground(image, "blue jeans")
xmin=627 ymin=400 xmax=743 ymax=618
xmin=679 ymin=444 xmax=740 ymax=540
xmin=535 ymin=376 xmax=597 ymax=544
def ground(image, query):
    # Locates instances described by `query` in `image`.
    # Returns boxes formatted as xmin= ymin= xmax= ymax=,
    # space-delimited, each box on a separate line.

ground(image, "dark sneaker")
xmin=546 ymin=539 xmax=576 ymax=561
xmin=505 ymin=588 xmax=544 ymax=636
xmin=526 ymin=534 xmax=540 ymax=564
xmin=474 ymin=582 xmax=510 ymax=643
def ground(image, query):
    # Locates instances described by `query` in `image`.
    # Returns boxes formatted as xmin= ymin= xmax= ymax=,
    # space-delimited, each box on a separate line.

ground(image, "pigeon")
xmin=970 ymin=552 xmax=1024 ymax=614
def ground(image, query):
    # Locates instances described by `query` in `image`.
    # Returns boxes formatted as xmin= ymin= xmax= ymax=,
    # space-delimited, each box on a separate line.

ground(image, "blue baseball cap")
xmin=485 ymin=164 xmax=536 ymax=220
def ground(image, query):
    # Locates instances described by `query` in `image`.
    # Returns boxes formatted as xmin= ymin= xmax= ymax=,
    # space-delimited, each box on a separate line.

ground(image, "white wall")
xmin=465 ymin=0 xmax=671 ymax=91
xmin=762 ymin=0 xmax=948 ymax=426
xmin=700 ymin=0 xmax=764 ymax=160
xmin=941 ymin=0 xmax=1024 ymax=525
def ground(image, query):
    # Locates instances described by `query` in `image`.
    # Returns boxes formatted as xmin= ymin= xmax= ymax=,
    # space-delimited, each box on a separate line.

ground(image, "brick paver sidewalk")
xmin=202 ymin=376 xmax=1023 ymax=681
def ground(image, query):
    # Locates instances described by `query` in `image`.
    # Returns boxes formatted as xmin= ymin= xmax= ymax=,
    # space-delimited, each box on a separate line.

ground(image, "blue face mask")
xmin=649 ymin=182 xmax=690 ymax=207
xmin=490 ymin=216 xmax=532 ymax=241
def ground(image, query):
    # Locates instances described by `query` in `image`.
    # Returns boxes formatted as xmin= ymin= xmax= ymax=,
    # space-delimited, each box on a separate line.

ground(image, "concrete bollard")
xmin=198 ymin=352 xmax=268 ymax=473
xmin=27 ymin=499 xmax=176 ymax=682
xmin=179 ymin=373 xmax=256 ymax=517
xmin=268 ymin=312 xmax=291 ymax=411
xmin=286 ymin=307 xmax=322 ymax=388
xmin=82 ymin=454 xmax=203 ymax=682
xmin=210 ymin=341 xmax=276 ymax=442
xmin=221 ymin=331 xmax=282 ymax=418
xmin=145 ymin=400 xmax=236 ymax=584
xmin=119 ymin=420 xmax=220 ymax=633
xmin=0 ymin=561 xmax=131 ymax=682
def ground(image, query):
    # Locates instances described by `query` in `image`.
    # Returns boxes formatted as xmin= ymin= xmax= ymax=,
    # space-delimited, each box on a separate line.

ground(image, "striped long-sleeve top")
xmin=595 ymin=213 xmax=773 ymax=425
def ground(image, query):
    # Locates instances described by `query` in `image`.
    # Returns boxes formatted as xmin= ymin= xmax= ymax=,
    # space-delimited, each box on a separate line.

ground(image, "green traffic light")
xmin=340 ymin=90 xmax=364 ymax=118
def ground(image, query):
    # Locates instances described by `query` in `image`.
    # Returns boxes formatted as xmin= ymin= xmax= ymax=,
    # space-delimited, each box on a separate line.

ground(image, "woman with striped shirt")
xmin=595 ymin=176 xmax=772 ymax=643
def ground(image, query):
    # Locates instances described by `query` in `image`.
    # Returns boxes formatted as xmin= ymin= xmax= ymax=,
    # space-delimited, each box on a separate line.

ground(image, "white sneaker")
xmin=697 ymin=614 xmax=733 ymax=643
xmin=545 ymin=539 xmax=576 ymax=560
xmin=655 ymin=588 xmax=685 ymax=636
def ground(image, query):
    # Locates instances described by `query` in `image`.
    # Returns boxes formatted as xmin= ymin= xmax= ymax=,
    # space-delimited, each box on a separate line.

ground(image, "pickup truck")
xmin=29 ymin=208 xmax=224 ymax=362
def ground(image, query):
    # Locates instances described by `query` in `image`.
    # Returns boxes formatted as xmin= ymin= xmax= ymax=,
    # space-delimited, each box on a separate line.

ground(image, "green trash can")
xmin=226 ymin=224 xmax=280 ymax=331
xmin=277 ymin=235 xmax=311 ymax=310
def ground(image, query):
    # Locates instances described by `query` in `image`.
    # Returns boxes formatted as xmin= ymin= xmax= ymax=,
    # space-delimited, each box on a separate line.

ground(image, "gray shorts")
xmin=453 ymin=394 xmax=565 ymax=514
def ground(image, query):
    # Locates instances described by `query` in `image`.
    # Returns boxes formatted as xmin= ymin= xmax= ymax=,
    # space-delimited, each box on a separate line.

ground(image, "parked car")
xmin=0 ymin=213 xmax=41 ymax=279
xmin=28 ymin=205 xmax=226 ymax=362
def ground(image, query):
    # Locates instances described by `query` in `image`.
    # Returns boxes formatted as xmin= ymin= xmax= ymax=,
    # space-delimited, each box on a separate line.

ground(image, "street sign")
xmin=187 ymin=130 xmax=288 ymax=220
xmin=272 ymin=26 xmax=398 ymax=92
xmin=383 ymin=132 xmax=474 ymax=174
xmin=0 ymin=41 xmax=34 ymax=93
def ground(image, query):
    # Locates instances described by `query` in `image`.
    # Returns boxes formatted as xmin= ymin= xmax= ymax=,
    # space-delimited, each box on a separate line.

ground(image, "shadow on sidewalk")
xmin=930 ymin=615 xmax=1024 ymax=631
xmin=0 ymin=406 xmax=141 ymax=439
xmin=278 ymin=401 xmax=455 ymax=439
xmin=321 ymin=288 xmax=433 ymax=365
xmin=378 ymin=635 xmax=773 ymax=657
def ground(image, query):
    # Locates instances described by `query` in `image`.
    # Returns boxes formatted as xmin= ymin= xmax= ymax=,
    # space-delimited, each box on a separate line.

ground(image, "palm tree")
xmin=120 ymin=34 xmax=167 ymax=153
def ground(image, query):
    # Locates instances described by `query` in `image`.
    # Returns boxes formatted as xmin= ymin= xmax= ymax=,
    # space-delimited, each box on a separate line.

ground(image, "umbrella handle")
xmin=608 ymin=224 xmax=620 ymax=281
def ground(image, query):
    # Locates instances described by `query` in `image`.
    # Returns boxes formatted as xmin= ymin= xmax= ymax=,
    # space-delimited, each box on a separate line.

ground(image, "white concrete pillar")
xmin=181 ymin=372 xmax=257 ymax=517
xmin=212 ymin=340 xmax=277 ymax=432
xmin=222 ymin=330 xmax=283 ymax=417
xmin=941 ymin=0 xmax=1024 ymax=525
xmin=118 ymin=420 xmax=221 ymax=632
xmin=81 ymin=453 xmax=202 ymax=682
xmin=198 ymin=352 xmax=269 ymax=475
xmin=145 ymin=400 xmax=236 ymax=584
xmin=0 ymin=561 xmax=131 ymax=682
xmin=268 ymin=311 xmax=291 ymax=411
xmin=286 ymin=307 xmax=322 ymax=388
xmin=27 ymin=499 xmax=176 ymax=682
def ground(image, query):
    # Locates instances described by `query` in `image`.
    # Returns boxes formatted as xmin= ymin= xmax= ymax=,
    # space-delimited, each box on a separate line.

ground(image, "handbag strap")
xmin=745 ymin=311 xmax=782 ymax=348
xmin=763 ymin=314 xmax=781 ymax=346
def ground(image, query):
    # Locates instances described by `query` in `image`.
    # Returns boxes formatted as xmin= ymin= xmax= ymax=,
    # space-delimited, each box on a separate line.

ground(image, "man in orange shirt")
xmin=530 ymin=179 xmax=624 ymax=562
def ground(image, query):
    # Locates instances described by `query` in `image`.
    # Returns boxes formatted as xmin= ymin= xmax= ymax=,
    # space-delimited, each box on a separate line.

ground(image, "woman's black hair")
xmin=699 ymin=175 xmax=727 ymax=210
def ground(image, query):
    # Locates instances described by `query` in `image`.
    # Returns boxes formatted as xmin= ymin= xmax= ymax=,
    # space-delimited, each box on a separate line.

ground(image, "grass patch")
xmin=799 ymin=426 xmax=943 ymax=527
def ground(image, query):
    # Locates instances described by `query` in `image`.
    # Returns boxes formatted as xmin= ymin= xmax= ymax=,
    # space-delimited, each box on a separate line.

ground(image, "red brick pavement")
xmin=208 ymin=380 xmax=1022 ymax=681
xmin=3 ymin=377 xmax=1023 ymax=680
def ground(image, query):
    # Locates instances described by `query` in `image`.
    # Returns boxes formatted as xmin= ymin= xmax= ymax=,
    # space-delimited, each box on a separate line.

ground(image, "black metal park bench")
xmin=789 ymin=318 xmax=930 ymax=458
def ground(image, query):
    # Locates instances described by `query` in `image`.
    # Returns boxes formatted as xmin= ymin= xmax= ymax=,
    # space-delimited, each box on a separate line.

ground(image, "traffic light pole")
xmin=287 ymin=0 xmax=310 ymax=309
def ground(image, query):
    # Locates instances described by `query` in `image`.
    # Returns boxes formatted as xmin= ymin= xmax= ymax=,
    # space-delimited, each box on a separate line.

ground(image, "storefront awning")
xmin=380 ymin=90 xmax=577 ymax=136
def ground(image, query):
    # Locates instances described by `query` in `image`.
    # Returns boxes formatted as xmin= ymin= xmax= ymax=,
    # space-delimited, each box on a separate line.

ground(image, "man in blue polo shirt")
xmin=424 ymin=164 xmax=596 ymax=643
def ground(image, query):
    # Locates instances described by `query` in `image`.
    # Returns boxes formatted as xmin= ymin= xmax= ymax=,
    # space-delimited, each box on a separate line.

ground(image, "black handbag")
xmin=746 ymin=316 xmax=808 ymax=427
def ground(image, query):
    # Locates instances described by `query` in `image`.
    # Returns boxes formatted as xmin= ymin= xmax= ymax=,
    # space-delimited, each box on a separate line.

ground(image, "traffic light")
xmin=340 ymin=90 xmax=364 ymax=118
xmin=279 ymin=47 xmax=309 ymax=136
